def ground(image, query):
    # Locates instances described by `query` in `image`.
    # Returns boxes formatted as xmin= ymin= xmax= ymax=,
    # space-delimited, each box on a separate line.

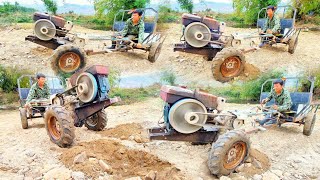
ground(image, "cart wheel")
xmin=211 ymin=48 xmax=246 ymax=82
xmin=288 ymin=33 xmax=298 ymax=54
xmin=303 ymin=112 xmax=316 ymax=136
xmin=148 ymin=42 xmax=163 ymax=63
xmin=19 ymin=108 xmax=28 ymax=129
xmin=85 ymin=109 xmax=108 ymax=131
xmin=44 ymin=105 xmax=75 ymax=147
xmin=50 ymin=45 xmax=86 ymax=77
xmin=208 ymin=130 xmax=250 ymax=176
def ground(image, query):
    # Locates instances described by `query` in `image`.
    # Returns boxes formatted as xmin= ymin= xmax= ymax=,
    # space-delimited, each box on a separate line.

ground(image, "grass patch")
xmin=0 ymin=91 xmax=19 ymax=105
xmin=109 ymin=84 xmax=160 ymax=105
xmin=63 ymin=13 xmax=111 ymax=30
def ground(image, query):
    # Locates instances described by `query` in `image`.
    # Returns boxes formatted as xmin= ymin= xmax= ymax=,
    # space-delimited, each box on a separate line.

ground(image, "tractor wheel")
xmin=44 ymin=105 xmax=75 ymax=147
xmin=148 ymin=42 xmax=163 ymax=63
xmin=85 ymin=109 xmax=108 ymax=131
xmin=50 ymin=44 xmax=86 ymax=77
xmin=303 ymin=112 xmax=316 ymax=136
xmin=208 ymin=130 xmax=250 ymax=176
xmin=288 ymin=33 xmax=299 ymax=54
xmin=19 ymin=108 xmax=28 ymax=129
xmin=211 ymin=48 xmax=246 ymax=83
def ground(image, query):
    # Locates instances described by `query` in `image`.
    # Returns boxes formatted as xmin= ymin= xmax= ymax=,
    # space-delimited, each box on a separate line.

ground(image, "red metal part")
xmin=74 ymin=97 xmax=120 ymax=126
xmin=86 ymin=65 xmax=109 ymax=75
xmin=160 ymin=85 xmax=219 ymax=109
xmin=182 ymin=13 xmax=220 ymax=30
xmin=33 ymin=12 xmax=66 ymax=28
xmin=69 ymin=65 xmax=109 ymax=87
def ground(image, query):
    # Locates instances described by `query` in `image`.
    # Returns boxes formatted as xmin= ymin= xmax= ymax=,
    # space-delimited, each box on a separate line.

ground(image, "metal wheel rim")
xmin=169 ymin=99 xmax=207 ymax=134
xmin=184 ymin=22 xmax=211 ymax=48
xmin=58 ymin=52 xmax=81 ymax=73
xmin=34 ymin=19 xmax=56 ymax=41
xmin=76 ymin=72 xmax=98 ymax=103
xmin=86 ymin=114 xmax=98 ymax=127
xmin=48 ymin=116 xmax=61 ymax=140
xmin=220 ymin=56 xmax=242 ymax=78
xmin=223 ymin=141 xmax=247 ymax=170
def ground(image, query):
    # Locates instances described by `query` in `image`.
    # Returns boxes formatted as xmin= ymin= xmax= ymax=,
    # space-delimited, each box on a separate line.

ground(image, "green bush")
xmin=208 ymin=70 xmax=285 ymax=103
xmin=0 ymin=65 xmax=33 ymax=93
xmin=108 ymin=69 xmax=121 ymax=88
xmin=0 ymin=2 xmax=35 ymax=25
xmin=158 ymin=5 xmax=180 ymax=23
xmin=160 ymin=70 xmax=177 ymax=86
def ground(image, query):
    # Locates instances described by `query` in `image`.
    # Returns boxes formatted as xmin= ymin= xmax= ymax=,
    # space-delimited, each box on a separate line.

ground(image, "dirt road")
xmin=0 ymin=98 xmax=319 ymax=179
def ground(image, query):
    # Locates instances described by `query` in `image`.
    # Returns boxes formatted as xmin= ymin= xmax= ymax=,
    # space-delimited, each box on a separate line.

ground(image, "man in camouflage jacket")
xmin=259 ymin=79 xmax=292 ymax=126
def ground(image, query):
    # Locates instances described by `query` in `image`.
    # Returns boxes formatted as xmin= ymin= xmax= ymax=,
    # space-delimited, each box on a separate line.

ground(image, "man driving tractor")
xmin=258 ymin=79 xmax=292 ymax=126
xmin=25 ymin=73 xmax=50 ymax=107
xmin=109 ymin=9 xmax=145 ymax=49
xmin=259 ymin=5 xmax=281 ymax=47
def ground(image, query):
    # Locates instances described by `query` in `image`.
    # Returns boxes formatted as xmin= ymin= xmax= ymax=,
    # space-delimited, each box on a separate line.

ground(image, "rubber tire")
xmin=211 ymin=47 xmax=246 ymax=83
xmin=85 ymin=109 xmax=108 ymax=131
xmin=44 ymin=105 xmax=75 ymax=148
xmin=288 ymin=33 xmax=298 ymax=54
xmin=20 ymin=108 xmax=28 ymax=129
xmin=50 ymin=44 xmax=86 ymax=77
xmin=303 ymin=112 xmax=316 ymax=136
xmin=148 ymin=42 xmax=162 ymax=63
xmin=208 ymin=130 xmax=250 ymax=176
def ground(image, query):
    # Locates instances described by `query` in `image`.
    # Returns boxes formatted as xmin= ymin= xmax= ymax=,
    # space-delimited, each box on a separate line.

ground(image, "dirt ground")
xmin=1 ymin=23 xmax=320 ymax=179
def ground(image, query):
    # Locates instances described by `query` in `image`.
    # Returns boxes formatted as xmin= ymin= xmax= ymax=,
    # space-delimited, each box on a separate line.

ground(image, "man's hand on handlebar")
xmin=136 ymin=43 xmax=142 ymax=48
xmin=261 ymin=98 xmax=268 ymax=105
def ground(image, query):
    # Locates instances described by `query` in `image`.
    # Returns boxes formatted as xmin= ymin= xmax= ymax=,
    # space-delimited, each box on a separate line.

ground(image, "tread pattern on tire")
xmin=211 ymin=47 xmax=246 ymax=83
xmin=44 ymin=105 xmax=75 ymax=147
xmin=208 ymin=130 xmax=250 ymax=176
xmin=49 ymin=44 xmax=87 ymax=77
xmin=148 ymin=42 xmax=162 ymax=63
xmin=303 ymin=112 xmax=316 ymax=136
xmin=20 ymin=108 xmax=28 ymax=129
xmin=85 ymin=109 xmax=108 ymax=131
xmin=288 ymin=33 xmax=298 ymax=54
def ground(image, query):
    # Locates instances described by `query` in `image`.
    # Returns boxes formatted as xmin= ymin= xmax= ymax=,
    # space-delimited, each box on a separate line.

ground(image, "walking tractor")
xmin=148 ymin=77 xmax=319 ymax=176
xmin=148 ymin=85 xmax=251 ymax=176
xmin=173 ymin=5 xmax=301 ymax=82
xmin=174 ymin=13 xmax=246 ymax=82
xmin=25 ymin=8 xmax=165 ymax=76
xmin=18 ymin=65 xmax=121 ymax=147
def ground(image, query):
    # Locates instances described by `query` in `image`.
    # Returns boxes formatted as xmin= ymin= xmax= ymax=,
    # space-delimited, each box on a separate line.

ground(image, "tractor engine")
xmin=69 ymin=65 xmax=111 ymax=104
xmin=33 ymin=12 xmax=73 ymax=41
xmin=54 ymin=65 xmax=118 ymax=127
xmin=181 ymin=13 xmax=226 ymax=48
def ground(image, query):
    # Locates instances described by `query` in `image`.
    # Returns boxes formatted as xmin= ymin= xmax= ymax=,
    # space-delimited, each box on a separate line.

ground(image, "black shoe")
xmin=107 ymin=45 xmax=116 ymax=49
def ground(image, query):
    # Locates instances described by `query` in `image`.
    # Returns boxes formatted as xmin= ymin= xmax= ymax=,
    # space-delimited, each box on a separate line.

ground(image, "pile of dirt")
xmin=243 ymin=63 xmax=261 ymax=78
xmin=60 ymin=139 xmax=182 ymax=179
xmin=100 ymin=123 xmax=149 ymax=142
xmin=235 ymin=148 xmax=270 ymax=177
